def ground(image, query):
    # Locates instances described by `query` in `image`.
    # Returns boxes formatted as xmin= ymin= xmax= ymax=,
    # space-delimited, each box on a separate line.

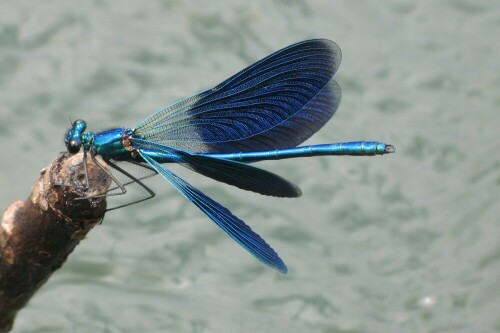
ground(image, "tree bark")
xmin=0 ymin=153 xmax=111 ymax=332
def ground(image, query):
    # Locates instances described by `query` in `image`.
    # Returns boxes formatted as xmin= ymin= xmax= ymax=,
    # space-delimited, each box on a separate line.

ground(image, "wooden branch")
xmin=0 ymin=153 xmax=111 ymax=332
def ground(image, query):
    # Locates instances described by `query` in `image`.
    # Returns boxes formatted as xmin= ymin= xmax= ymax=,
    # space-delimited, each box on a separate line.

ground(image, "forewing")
xmin=134 ymin=39 xmax=341 ymax=153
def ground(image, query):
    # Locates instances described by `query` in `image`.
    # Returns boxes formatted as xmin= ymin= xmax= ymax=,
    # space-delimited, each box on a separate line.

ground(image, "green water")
xmin=1 ymin=1 xmax=499 ymax=332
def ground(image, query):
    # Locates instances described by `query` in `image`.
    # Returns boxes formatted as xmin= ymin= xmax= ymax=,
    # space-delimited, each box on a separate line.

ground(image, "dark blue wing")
xmin=133 ymin=138 xmax=301 ymax=197
xmin=139 ymin=151 xmax=288 ymax=273
xmin=134 ymin=39 xmax=341 ymax=153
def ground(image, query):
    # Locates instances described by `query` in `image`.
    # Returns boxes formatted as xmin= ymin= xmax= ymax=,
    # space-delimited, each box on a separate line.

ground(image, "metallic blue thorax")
xmin=92 ymin=128 xmax=130 ymax=158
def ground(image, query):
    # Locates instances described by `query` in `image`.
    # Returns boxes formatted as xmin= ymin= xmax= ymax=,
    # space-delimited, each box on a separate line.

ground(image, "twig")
xmin=0 ymin=153 xmax=111 ymax=332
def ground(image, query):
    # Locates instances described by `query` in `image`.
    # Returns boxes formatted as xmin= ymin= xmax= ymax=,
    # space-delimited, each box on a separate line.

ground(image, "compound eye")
xmin=73 ymin=119 xmax=85 ymax=127
xmin=67 ymin=139 xmax=81 ymax=154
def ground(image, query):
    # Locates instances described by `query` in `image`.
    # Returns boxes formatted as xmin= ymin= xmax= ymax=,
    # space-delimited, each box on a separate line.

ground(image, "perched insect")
xmin=64 ymin=39 xmax=394 ymax=273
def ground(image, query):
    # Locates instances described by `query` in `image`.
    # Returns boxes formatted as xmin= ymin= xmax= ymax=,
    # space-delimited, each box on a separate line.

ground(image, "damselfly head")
xmin=64 ymin=119 xmax=87 ymax=154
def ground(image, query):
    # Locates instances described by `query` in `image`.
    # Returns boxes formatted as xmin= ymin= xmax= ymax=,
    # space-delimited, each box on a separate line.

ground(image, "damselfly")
xmin=63 ymin=39 xmax=394 ymax=273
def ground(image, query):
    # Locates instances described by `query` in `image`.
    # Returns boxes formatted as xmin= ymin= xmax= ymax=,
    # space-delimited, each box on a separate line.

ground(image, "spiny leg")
xmin=104 ymin=160 xmax=156 ymax=211
xmin=106 ymin=160 xmax=158 ymax=191
xmin=75 ymin=151 xmax=128 ymax=200
xmin=73 ymin=151 xmax=156 ymax=210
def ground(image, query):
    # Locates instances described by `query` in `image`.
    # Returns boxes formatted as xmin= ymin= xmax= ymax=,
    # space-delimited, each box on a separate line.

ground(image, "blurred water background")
xmin=1 ymin=1 xmax=499 ymax=332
